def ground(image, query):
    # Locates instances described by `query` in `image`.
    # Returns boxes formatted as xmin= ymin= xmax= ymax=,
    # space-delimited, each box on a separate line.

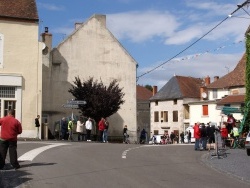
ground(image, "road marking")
xmin=122 ymin=146 xmax=142 ymax=159
xmin=18 ymin=143 xmax=70 ymax=161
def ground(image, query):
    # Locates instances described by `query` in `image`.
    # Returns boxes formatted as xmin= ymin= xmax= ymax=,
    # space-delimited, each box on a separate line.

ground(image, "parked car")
xmin=149 ymin=135 xmax=163 ymax=144
xmin=245 ymin=131 xmax=250 ymax=156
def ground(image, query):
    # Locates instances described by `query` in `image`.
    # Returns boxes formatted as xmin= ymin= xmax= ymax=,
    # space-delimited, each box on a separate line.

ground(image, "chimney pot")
xmin=45 ymin=27 xmax=48 ymax=33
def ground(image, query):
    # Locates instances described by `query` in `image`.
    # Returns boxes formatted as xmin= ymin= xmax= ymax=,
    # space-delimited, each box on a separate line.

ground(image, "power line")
xmin=136 ymin=0 xmax=249 ymax=81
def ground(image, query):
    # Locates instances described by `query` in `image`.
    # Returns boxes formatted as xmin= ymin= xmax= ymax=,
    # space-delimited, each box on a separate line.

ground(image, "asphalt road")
xmin=0 ymin=141 xmax=249 ymax=188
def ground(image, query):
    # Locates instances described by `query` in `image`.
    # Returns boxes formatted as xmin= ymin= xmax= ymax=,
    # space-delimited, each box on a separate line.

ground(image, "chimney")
xmin=75 ymin=22 xmax=83 ymax=30
xmin=204 ymin=76 xmax=210 ymax=86
xmin=214 ymin=76 xmax=219 ymax=82
xmin=200 ymin=86 xmax=207 ymax=100
xmin=40 ymin=27 xmax=52 ymax=53
xmin=153 ymin=86 xmax=158 ymax=96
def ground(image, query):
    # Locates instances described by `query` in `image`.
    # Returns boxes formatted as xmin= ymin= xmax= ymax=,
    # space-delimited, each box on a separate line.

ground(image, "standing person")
xmin=0 ymin=109 xmax=22 ymax=170
xmin=123 ymin=125 xmax=128 ymax=143
xmin=193 ymin=123 xmax=201 ymax=150
xmin=35 ymin=115 xmax=40 ymax=139
xmin=103 ymin=119 xmax=109 ymax=143
xmin=76 ymin=117 xmax=84 ymax=141
xmin=61 ymin=117 xmax=68 ymax=140
xmin=226 ymin=114 xmax=235 ymax=135
xmin=170 ymin=132 xmax=175 ymax=144
xmin=221 ymin=123 xmax=228 ymax=148
xmin=85 ymin=117 xmax=93 ymax=141
xmin=175 ymin=133 xmax=179 ymax=144
xmin=140 ymin=128 xmax=147 ymax=144
xmin=68 ymin=118 xmax=74 ymax=141
xmin=188 ymin=130 xmax=191 ymax=144
xmin=180 ymin=132 xmax=184 ymax=143
xmin=206 ymin=123 xmax=215 ymax=151
xmin=200 ymin=123 xmax=207 ymax=150
xmin=98 ymin=118 xmax=105 ymax=142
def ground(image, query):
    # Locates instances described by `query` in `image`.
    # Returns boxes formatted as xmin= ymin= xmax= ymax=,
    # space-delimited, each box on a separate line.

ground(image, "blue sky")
xmin=37 ymin=0 xmax=249 ymax=89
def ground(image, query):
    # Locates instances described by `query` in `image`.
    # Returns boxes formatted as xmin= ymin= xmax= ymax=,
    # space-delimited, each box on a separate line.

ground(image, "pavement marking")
xmin=18 ymin=143 xmax=70 ymax=161
xmin=121 ymin=146 xmax=142 ymax=159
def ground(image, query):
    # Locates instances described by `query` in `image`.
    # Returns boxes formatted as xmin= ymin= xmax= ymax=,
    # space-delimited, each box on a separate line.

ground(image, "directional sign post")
xmin=62 ymin=100 xmax=87 ymax=120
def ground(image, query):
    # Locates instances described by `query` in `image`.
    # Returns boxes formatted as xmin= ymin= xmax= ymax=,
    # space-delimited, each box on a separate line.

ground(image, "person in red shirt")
xmin=0 ymin=109 xmax=22 ymax=170
xmin=220 ymin=123 xmax=228 ymax=148
xmin=193 ymin=122 xmax=201 ymax=150
xmin=98 ymin=117 xmax=105 ymax=142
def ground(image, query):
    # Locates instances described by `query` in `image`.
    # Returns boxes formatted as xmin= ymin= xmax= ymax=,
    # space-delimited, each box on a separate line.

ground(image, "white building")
xmin=189 ymin=54 xmax=245 ymax=126
xmin=150 ymin=76 xmax=203 ymax=137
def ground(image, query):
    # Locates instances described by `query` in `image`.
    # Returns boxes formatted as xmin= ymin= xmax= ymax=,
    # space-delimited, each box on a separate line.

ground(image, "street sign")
xmin=62 ymin=104 xmax=79 ymax=109
xmin=67 ymin=100 xmax=86 ymax=105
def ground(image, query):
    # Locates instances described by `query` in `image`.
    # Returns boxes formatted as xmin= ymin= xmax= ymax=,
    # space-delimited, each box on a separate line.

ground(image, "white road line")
xmin=18 ymin=143 xmax=70 ymax=161
xmin=121 ymin=146 xmax=142 ymax=159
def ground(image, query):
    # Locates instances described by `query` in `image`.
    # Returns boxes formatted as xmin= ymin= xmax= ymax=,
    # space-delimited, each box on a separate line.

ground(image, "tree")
xmin=144 ymin=84 xmax=153 ymax=91
xmin=68 ymin=77 xmax=125 ymax=124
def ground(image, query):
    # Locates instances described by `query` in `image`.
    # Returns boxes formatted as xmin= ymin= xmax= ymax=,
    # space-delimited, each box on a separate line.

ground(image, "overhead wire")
xmin=136 ymin=0 xmax=250 ymax=81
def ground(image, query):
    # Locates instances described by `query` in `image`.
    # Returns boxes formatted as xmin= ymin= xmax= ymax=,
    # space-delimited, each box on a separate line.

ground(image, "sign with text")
xmin=67 ymin=100 xmax=86 ymax=105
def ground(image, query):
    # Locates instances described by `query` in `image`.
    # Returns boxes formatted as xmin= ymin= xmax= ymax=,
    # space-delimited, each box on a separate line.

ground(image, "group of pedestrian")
xmin=60 ymin=116 xmax=93 ymax=142
xmin=193 ymin=120 xmax=234 ymax=151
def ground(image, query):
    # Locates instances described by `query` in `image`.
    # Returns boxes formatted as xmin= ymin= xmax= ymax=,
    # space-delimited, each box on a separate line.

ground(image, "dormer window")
xmin=173 ymin=99 xmax=177 ymax=104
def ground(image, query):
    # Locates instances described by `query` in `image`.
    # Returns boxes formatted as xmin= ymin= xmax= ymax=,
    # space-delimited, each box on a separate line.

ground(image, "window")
xmin=0 ymin=33 xmax=3 ymax=67
xmin=155 ymin=101 xmax=158 ymax=106
xmin=154 ymin=111 xmax=159 ymax=122
xmin=0 ymin=86 xmax=16 ymax=98
xmin=163 ymin=111 xmax=168 ymax=122
xmin=154 ymin=130 xmax=159 ymax=135
xmin=213 ymin=89 xmax=217 ymax=99
xmin=202 ymin=105 xmax=208 ymax=116
xmin=0 ymin=87 xmax=16 ymax=117
xmin=4 ymin=100 xmax=16 ymax=116
xmin=173 ymin=99 xmax=177 ymax=105
xmin=173 ymin=111 xmax=178 ymax=122
xmin=160 ymin=111 xmax=168 ymax=122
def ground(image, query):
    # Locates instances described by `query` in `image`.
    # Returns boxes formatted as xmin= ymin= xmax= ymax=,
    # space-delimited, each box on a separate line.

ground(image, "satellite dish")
xmin=41 ymin=42 xmax=46 ymax=50
xmin=202 ymin=92 xmax=207 ymax=99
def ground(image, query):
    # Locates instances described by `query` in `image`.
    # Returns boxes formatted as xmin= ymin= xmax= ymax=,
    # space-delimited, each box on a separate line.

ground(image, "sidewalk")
xmin=201 ymin=148 xmax=250 ymax=184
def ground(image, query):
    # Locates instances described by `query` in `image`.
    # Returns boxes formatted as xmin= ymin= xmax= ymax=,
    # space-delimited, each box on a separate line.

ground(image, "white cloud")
xmin=137 ymin=52 xmax=244 ymax=89
xmin=107 ymin=10 xmax=180 ymax=43
xmin=38 ymin=3 xmax=65 ymax=11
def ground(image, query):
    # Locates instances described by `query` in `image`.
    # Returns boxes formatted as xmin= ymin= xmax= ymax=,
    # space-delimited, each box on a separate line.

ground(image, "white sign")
xmin=67 ymin=100 xmax=86 ymax=105
xmin=62 ymin=104 xmax=79 ymax=109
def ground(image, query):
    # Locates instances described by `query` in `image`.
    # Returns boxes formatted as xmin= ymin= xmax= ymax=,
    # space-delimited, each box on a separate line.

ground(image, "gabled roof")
xmin=150 ymin=75 xmax=203 ymax=101
xmin=217 ymin=94 xmax=245 ymax=105
xmin=137 ymin=85 xmax=152 ymax=101
xmin=207 ymin=53 xmax=246 ymax=89
xmin=0 ymin=0 xmax=38 ymax=22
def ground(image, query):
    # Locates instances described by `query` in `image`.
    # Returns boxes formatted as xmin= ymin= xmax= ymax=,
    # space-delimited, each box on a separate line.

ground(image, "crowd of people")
xmin=192 ymin=114 xmax=245 ymax=151
xmin=60 ymin=116 xmax=109 ymax=143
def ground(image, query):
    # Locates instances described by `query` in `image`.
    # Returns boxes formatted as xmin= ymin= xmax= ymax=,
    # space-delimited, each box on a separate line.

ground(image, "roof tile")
xmin=0 ymin=0 xmax=38 ymax=21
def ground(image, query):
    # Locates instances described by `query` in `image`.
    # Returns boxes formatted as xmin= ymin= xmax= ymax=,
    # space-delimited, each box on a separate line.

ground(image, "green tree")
xmin=243 ymin=33 xmax=250 ymax=132
xmin=144 ymin=84 xmax=153 ymax=91
xmin=68 ymin=77 xmax=125 ymax=124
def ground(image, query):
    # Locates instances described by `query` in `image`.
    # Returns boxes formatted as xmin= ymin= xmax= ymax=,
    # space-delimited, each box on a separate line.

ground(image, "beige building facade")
xmin=0 ymin=0 xmax=43 ymax=138
xmin=42 ymin=15 xmax=137 ymax=139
